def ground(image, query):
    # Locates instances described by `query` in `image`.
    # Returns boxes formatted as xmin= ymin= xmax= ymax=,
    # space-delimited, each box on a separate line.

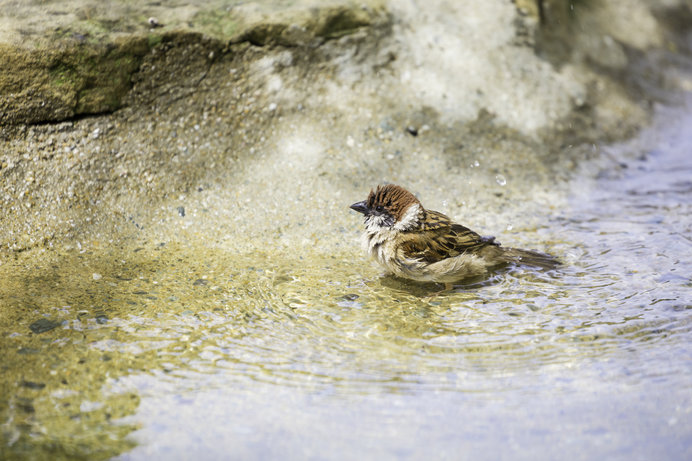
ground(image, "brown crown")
xmin=366 ymin=184 xmax=421 ymax=221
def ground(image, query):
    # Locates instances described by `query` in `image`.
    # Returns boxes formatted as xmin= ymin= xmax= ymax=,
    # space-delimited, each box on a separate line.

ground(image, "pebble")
xmin=29 ymin=318 xmax=61 ymax=334
xmin=20 ymin=380 xmax=46 ymax=390
xmin=148 ymin=17 xmax=163 ymax=28
xmin=95 ymin=314 xmax=109 ymax=324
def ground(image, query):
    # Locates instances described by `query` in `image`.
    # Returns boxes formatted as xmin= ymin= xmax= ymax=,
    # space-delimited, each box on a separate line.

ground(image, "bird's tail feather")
xmin=500 ymin=247 xmax=560 ymax=270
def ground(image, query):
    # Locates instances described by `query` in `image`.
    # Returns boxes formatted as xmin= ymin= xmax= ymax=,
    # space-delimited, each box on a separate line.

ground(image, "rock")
xmin=29 ymin=318 xmax=61 ymax=334
xmin=0 ymin=37 xmax=150 ymax=125
xmin=21 ymin=380 xmax=46 ymax=390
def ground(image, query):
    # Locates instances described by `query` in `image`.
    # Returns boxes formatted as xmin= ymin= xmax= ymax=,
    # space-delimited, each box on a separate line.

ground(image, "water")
xmin=2 ymin=102 xmax=692 ymax=460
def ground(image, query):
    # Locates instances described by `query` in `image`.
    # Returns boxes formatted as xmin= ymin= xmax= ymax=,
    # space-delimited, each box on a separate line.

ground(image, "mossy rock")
xmin=0 ymin=36 xmax=150 ymax=125
xmin=0 ymin=0 xmax=388 ymax=125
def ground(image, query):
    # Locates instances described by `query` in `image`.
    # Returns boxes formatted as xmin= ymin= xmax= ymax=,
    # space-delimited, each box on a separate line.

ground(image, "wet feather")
xmin=350 ymin=184 xmax=559 ymax=285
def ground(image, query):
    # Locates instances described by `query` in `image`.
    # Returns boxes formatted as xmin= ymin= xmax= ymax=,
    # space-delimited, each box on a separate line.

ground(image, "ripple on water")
xmin=1 ymin=236 xmax=688 ymax=398
xmin=2 ymin=106 xmax=692 ymax=460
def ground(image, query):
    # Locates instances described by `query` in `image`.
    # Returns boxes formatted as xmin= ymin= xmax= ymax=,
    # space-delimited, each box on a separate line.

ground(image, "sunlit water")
xmin=2 ymin=102 xmax=692 ymax=460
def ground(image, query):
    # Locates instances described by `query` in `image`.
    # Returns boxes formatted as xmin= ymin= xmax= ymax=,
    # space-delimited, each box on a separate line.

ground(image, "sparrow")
xmin=350 ymin=184 xmax=559 ymax=289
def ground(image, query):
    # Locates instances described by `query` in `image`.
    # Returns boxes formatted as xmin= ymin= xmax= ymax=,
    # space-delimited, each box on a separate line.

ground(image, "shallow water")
xmin=2 ymin=99 xmax=692 ymax=459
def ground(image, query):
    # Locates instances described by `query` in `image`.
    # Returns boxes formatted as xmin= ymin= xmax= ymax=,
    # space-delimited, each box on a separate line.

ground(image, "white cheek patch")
xmin=393 ymin=203 xmax=420 ymax=231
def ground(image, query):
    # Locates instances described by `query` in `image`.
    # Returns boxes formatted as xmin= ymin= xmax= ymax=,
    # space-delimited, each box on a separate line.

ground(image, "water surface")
xmin=2 ymin=102 xmax=692 ymax=460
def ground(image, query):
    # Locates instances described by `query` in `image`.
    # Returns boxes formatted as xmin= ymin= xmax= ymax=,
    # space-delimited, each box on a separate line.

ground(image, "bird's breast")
xmin=362 ymin=229 xmax=397 ymax=262
xmin=361 ymin=229 xmax=425 ymax=278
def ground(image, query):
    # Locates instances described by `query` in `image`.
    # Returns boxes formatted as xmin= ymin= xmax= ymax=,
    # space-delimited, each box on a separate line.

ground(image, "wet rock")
xmin=17 ymin=347 xmax=40 ymax=355
xmin=20 ymin=380 xmax=46 ymax=390
xmin=340 ymin=293 xmax=359 ymax=301
xmin=29 ymin=318 xmax=61 ymax=334
xmin=16 ymin=398 xmax=35 ymax=414
xmin=95 ymin=314 xmax=109 ymax=324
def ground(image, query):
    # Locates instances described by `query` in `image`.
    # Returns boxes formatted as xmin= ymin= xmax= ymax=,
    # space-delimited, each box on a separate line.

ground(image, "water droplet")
xmin=495 ymin=174 xmax=507 ymax=186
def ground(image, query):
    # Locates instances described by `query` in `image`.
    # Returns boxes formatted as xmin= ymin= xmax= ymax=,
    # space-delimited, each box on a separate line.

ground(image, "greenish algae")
xmin=146 ymin=33 xmax=164 ymax=49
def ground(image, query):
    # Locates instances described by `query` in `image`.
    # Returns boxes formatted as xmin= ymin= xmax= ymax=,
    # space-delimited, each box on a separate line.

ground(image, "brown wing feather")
xmin=399 ymin=210 xmax=499 ymax=264
xmin=418 ymin=210 xmax=451 ymax=230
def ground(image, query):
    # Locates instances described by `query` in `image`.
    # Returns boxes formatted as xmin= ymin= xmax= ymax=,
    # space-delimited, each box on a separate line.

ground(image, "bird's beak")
xmin=350 ymin=201 xmax=368 ymax=215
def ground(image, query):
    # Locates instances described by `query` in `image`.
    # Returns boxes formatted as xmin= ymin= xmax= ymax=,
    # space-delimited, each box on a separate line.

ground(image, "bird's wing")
xmin=399 ymin=210 xmax=499 ymax=264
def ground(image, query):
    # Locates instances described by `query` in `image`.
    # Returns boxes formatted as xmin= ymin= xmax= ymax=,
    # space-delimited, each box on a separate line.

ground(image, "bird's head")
xmin=350 ymin=184 xmax=422 ymax=231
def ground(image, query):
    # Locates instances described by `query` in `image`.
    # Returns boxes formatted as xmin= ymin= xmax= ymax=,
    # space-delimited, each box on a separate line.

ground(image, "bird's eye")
xmin=375 ymin=205 xmax=384 ymax=212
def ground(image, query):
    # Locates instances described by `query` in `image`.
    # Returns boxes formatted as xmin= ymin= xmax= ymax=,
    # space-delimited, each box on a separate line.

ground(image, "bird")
xmin=350 ymin=184 xmax=559 ymax=290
